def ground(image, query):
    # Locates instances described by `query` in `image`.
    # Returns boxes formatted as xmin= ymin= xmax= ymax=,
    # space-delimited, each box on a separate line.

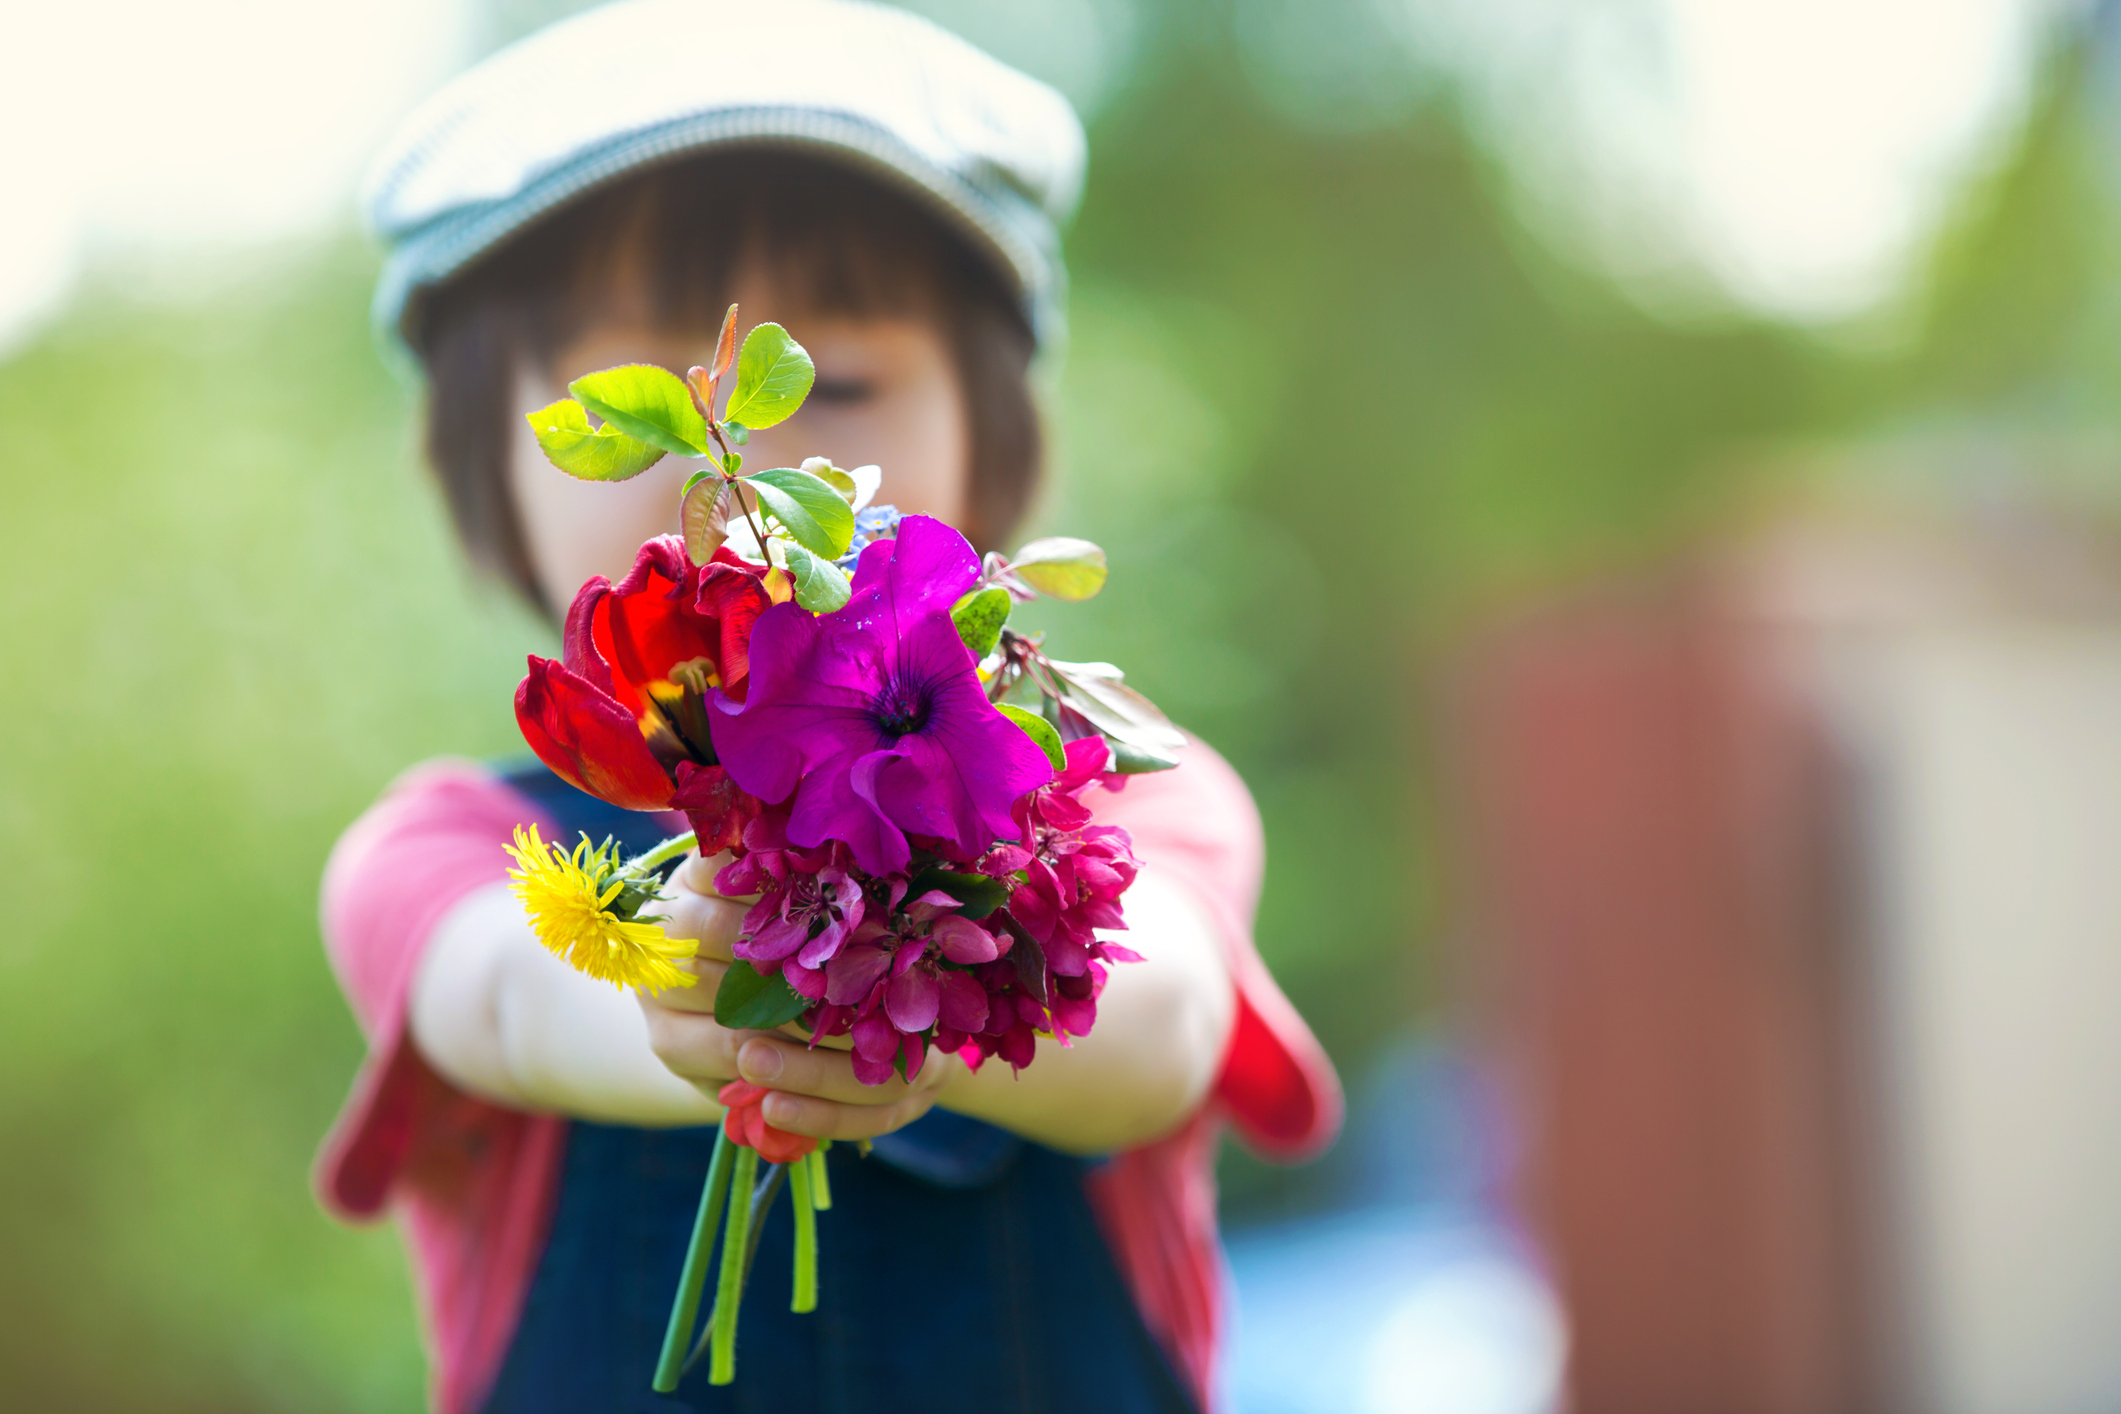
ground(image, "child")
xmin=317 ymin=4 xmax=1340 ymax=1411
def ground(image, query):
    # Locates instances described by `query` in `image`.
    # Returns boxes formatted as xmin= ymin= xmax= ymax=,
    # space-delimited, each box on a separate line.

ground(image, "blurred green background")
xmin=3 ymin=3 xmax=2116 ymax=1409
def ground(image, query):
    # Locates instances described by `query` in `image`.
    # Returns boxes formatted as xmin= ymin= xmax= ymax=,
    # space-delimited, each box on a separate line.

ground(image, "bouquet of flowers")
xmin=498 ymin=306 xmax=1183 ymax=1389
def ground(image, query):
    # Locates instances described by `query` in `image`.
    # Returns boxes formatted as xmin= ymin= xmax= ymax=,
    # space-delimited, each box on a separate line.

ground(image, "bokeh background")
xmin=6 ymin=2 xmax=2121 ymax=1411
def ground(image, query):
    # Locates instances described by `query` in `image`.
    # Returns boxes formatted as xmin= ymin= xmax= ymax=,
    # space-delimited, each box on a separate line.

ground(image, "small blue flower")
xmin=836 ymin=505 xmax=903 ymax=572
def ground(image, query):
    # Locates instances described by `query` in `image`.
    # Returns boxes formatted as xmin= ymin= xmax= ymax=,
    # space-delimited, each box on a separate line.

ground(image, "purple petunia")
xmin=710 ymin=515 xmax=1055 ymax=875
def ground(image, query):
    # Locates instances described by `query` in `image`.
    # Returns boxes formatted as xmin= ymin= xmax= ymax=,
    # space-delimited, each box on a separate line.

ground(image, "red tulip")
xmin=515 ymin=536 xmax=773 ymax=850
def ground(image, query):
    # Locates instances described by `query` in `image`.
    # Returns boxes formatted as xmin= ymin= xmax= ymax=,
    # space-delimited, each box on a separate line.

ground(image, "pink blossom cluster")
xmin=716 ymin=737 xmax=1142 ymax=1084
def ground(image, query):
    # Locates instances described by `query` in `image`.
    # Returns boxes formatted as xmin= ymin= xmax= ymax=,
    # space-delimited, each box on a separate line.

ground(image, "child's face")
xmin=510 ymin=263 xmax=971 ymax=609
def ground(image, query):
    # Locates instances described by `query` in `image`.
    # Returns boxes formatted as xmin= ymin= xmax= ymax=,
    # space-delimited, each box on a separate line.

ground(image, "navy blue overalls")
xmin=481 ymin=764 xmax=1198 ymax=1414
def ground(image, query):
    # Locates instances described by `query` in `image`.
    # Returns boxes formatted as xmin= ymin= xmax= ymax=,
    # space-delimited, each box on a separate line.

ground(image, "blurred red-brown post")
xmin=1447 ymin=572 xmax=1881 ymax=1414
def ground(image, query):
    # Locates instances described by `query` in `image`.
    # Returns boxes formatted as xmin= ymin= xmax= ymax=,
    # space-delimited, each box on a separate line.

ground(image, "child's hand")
xmin=643 ymin=852 xmax=962 ymax=1140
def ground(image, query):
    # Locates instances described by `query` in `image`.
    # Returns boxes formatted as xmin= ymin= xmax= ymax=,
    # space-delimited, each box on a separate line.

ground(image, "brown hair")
xmin=406 ymin=148 xmax=1042 ymax=616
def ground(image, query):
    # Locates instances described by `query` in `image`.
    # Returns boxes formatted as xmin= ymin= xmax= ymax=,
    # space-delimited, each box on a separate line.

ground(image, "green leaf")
xmin=746 ymin=466 xmax=855 ymax=558
xmin=682 ymin=478 xmax=731 ymax=565
xmin=783 ymin=542 xmax=852 ymax=612
xmin=568 ymin=364 xmax=710 ymax=457
xmin=1045 ymin=658 xmax=1188 ymax=756
xmin=999 ymin=914 xmax=1049 ymax=1002
xmin=721 ymin=323 xmax=815 ymax=431
xmin=1009 ymin=537 xmax=1108 ymax=601
xmin=525 ymin=399 xmax=667 ymax=481
xmin=951 ymin=586 xmax=1012 ymax=658
xmin=802 ymin=455 xmax=859 ymax=501
xmin=997 ymin=703 xmax=1066 ymax=771
xmin=1038 ymin=679 xmax=1179 ymax=774
xmin=906 ymin=866 xmax=1013 ymax=920
xmin=1107 ymin=737 xmax=1181 ymax=773
xmin=714 ymin=959 xmax=810 ymax=1030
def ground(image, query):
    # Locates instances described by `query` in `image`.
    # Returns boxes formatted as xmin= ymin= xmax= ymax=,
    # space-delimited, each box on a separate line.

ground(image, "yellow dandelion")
xmin=504 ymin=824 xmax=698 ymax=992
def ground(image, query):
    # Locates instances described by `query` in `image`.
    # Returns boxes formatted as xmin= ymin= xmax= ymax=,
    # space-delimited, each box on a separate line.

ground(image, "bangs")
xmin=414 ymin=147 xmax=1016 ymax=367
xmin=411 ymin=147 xmax=1042 ymax=617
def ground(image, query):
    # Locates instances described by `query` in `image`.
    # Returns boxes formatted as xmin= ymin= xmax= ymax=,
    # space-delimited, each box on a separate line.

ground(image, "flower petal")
xmin=735 ymin=910 xmax=810 ymax=964
xmin=1007 ymin=874 xmax=1061 ymax=943
xmin=850 ymin=1047 xmax=898 ymax=1086
xmin=742 ymin=811 xmax=793 ymax=853
xmin=983 ymin=844 xmax=1032 ymax=875
xmin=885 ymin=964 xmax=941 ymax=1033
xmin=695 ymin=559 xmax=773 ymax=692
xmin=1050 ymin=991 xmax=1097 ymax=1037
xmin=1045 ymin=930 xmax=1091 ymax=977
xmin=1079 ymin=898 xmax=1127 ymax=930
xmin=719 ymin=854 xmax=770 ymax=899
xmin=795 ymin=913 xmax=853 ymax=970
xmin=842 ymin=514 xmax=981 ymax=625
xmin=708 ymin=603 xmax=877 ymax=803
xmin=753 ymin=1118 xmax=818 ymax=1164
xmin=515 ymin=656 xmax=674 ymax=810
xmin=783 ymin=960 xmax=827 ymax=1000
xmin=808 ymin=1002 xmax=854 ymax=1040
xmin=559 ymin=576 xmax=618 ymax=693
xmin=867 ymin=620 xmax=1053 ymax=858
xmin=672 ymin=761 xmax=761 ymax=855
xmin=738 ymin=895 xmax=781 ymax=936
xmin=1059 ymin=734 xmax=1115 ymax=789
xmin=825 ymin=944 xmax=893 ymax=1006
xmin=933 ymin=914 xmax=1000 ymax=964
xmin=832 ymin=746 xmax=914 ymax=876
xmin=709 ymin=515 xmax=1045 ymax=873
xmin=737 ymin=1104 xmax=771 ymax=1150
xmin=935 ymin=970 xmax=991 ymax=1032
xmin=851 ymin=1012 xmax=900 ymax=1063
xmin=995 ymin=1023 xmax=1037 ymax=1070
xmin=597 ymin=536 xmax=724 ymax=717
xmin=717 ymin=1079 xmax=769 ymax=1107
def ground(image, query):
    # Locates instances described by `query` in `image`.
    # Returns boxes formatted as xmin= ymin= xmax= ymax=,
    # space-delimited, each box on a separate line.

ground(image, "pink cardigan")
xmin=314 ymin=743 xmax=1340 ymax=1414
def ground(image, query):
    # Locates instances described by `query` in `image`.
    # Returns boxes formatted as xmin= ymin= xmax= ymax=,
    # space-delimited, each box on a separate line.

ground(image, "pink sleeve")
xmin=1093 ymin=741 xmax=1343 ymax=1159
xmin=312 ymin=760 xmax=576 ymax=1414
xmin=314 ymin=759 xmax=549 ymax=1216
xmin=1084 ymin=742 xmax=1344 ymax=1414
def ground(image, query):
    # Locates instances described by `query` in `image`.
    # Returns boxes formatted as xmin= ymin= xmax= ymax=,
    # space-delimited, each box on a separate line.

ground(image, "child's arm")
xmin=643 ymin=854 xmax=1236 ymax=1155
xmin=409 ymin=882 xmax=723 ymax=1126
xmin=409 ymin=853 xmax=1234 ymax=1151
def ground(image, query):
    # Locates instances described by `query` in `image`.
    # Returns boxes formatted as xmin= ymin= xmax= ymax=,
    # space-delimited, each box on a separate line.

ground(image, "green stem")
xmin=691 ymin=1170 xmax=793 ymax=1373
xmin=731 ymin=478 xmax=773 ymax=572
xmin=707 ymin=1144 xmax=759 ymax=1385
xmin=684 ymin=1160 xmax=787 ymax=1377
xmin=622 ymin=830 xmax=699 ymax=879
xmin=651 ymin=1129 xmax=734 ymax=1393
xmin=807 ymin=1145 xmax=832 ymax=1211
xmin=705 ymin=420 xmax=773 ymax=559
xmin=789 ymin=1157 xmax=818 ymax=1313
xmin=741 ymin=1164 xmax=787 ymax=1288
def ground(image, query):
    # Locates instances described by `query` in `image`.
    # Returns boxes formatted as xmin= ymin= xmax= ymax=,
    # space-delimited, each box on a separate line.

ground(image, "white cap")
xmin=365 ymin=0 xmax=1086 ymax=365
